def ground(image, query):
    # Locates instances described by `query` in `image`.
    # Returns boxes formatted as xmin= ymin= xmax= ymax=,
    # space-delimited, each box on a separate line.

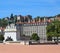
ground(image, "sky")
xmin=0 ymin=0 xmax=60 ymax=18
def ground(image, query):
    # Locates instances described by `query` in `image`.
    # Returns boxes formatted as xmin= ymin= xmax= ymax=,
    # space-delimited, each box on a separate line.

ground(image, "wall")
xmin=19 ymin=22 xmax=47 ymax=40
xmin=4 ymin=31 xmax=17 ymax=41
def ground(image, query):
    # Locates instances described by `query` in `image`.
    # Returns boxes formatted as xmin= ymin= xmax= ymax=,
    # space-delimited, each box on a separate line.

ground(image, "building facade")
xmin=4 ymin=24 xmax=17 ymax=41
xmin=4 ymin=15 xmax=53 ymax=41
xmin=17 ymin=22 xmax=47 ymax=40
xmin=3 ymin=14 xmax=60 ymax=41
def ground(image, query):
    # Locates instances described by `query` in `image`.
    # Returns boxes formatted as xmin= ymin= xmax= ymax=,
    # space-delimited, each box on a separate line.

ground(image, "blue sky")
xmin=0 ymin=0 xmax=60 ymax=18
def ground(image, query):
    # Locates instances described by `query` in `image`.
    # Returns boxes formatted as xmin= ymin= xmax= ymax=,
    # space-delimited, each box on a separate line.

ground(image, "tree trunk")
xmin=57 ymin=36 xmax=58 ymax=43
xmin=54 ymin=37 xmax=55 ymax=42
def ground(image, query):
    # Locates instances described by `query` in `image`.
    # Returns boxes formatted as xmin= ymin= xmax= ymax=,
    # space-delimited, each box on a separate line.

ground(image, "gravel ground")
xmin=0 ymin=44 xmax=60 ymax=53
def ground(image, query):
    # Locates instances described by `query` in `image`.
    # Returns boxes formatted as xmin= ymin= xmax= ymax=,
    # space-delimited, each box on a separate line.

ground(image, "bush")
xmin=47 ymin=36 xmax=52 ymax=41
xmin=0 ymin=35 xmax=4 ymax=41
xmin=30 ymin=33 xmax=40 ymax=41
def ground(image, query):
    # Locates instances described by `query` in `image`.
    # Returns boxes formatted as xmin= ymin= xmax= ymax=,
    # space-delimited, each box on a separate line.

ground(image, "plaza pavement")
xmin=0 ymin=44 xmax=60 ymax=53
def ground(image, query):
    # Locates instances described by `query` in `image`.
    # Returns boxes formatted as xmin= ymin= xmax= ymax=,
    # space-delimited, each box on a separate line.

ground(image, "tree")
xmin=30 ymin=33 xmax=40 ymax=41
xmin=35 ymin=16 xmax=40 ymax=22
xmin=13 ymin=15 xmax=17 ymax=23
xmin=0 ymin=19 xmax=8 ymax=27
xmin=0 ymin=35 xmax=4 ymax=41
xmin=10 ymin=13 xmax=14 ymax=19
xmin=46 ymin=20 xmax=60 ymax=42
xmin=57 ymin=14 xmax=60 ymax=17
xmin=10 ymin=13 xmax=14 ymax=23
xmin=9 ymin=14 xmax=17 ymax=24
xmin=27 ymin=15 xmax=32 ymax=20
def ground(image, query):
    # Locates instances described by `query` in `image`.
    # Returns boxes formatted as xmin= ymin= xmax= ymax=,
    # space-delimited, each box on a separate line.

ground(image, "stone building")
xmin=16 ymin=18 xmax=47 ymax=40
xmin=4 ymin=16 xmax=53 ymax=41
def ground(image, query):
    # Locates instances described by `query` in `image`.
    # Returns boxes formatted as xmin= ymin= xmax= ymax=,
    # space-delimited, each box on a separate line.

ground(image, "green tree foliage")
xmin=27 ymin=15 xmax=32 ymax=20
xmin=10 ymin=13 xmax=14 ymax=20
xmin=8 ymin=14 xmax=17 ymax=24
xmin=0 ymin=19 xmax=8 ymax=27
xmin=9 ymin=13 xmax=14 ymax=23
xmin=56 ymin=14 xmax=60 ymax=17
xmin=13 ymin=15 xmax=17 ymax=23
xmin=35 ymin=16 xmax=40 ymax=21
xmin=30 ymin=33 xmax=40 ymax=41
xmin=0 ymin=35 xmax=4 ymax=41
xmin=46 ymin=20 xmax=60 ymax=41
